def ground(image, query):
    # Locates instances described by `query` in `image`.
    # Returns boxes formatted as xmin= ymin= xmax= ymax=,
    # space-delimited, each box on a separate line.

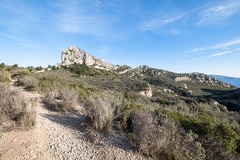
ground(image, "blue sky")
xmin=1 ymin=0 xmax=240 ymax=77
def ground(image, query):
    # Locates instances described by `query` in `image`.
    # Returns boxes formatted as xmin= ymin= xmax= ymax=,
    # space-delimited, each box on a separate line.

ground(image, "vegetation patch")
xmin=0 ymin=71 xmax=11 ymax=83
xmin=0 ymin=83 xmax=37 ymax=131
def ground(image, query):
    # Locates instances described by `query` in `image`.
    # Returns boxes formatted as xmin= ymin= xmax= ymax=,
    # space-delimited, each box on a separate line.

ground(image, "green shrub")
xmin=213 ymin=122 xmax=239 ymax=152
xmin=65 ymin=63 xmax=90 ymax=75
xmin=35 ymin=66 xmax=43 ymax=71
xmin=181 ymin=114 xmax=217 ymax=136
xmin=12 ymin=64 xmax=18 ymax=68
xmin=71 ymin=84 xmax=91 ymax=101
xmin=38 ymin=75 xmax=68 ymax=96
xmin=0 ymin=63 xmax=5 ymax=70
xmin=159 ymin=108 xmax=240 ymax=154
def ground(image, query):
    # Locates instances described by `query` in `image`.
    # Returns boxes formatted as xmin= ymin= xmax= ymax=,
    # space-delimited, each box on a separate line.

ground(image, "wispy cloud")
xmin=142 ymin=14 xmax=184 ymax=30
xmin=183 ymin=48 xmax=240 ymax=63
xmin=0 ymin=32 xmax=25 ymax=42
xmin=139 ymin=0 xmax=240 ymax=34
xmin=198 ymin=0 xmax=240 ymax=25
xmin=0 ymin=32 xmax=42 ymax=49
xmin=48 ymin=0 xmax=118 ymax=38
xmin=186 ymin=38 xmax=240 ymax=53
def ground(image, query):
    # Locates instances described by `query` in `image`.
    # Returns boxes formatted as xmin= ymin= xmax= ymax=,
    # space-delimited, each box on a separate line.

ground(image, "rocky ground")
xmin=0 ymin=87 xmax=148 ymax=160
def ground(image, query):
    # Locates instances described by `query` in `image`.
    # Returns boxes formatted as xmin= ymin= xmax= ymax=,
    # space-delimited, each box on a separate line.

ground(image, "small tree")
xmin=27 ymin=66 xmax=33 ymax=72
xmin=36 ymin=66 xmax=43 ymax=71
xmin=12 ymin=64 xmax=18 ymax=69
xmin=0 ymin=63 xmax=5 ymax=70
xmin=52 ymin=65 xmax=57 ymax=70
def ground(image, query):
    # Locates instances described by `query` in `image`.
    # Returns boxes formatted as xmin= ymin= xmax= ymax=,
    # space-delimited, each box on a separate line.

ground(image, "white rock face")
xmin=183 ymin=83 xmax=188 ymax=89
xmin=174 ymin=77 xmax=191 ymax=82
xmin=163 ymin=88 xmax=174 ymax=94
xmin=188 ymin=72 xmax=234 ymax=88
xmin=139 ymin=83 xmax=153 ymax=97
xmin=61 ymin=46 xmax=117 ymax=70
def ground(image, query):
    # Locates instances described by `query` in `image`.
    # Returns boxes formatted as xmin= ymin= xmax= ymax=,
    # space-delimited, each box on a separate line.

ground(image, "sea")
xmin=211 ymin=75 xmax=240 ymax=88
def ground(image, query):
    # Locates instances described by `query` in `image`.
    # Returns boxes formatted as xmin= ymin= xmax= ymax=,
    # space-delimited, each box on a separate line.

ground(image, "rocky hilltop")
xmin=60 ymin=46 xmax=236 ymax=90
xmin=60 ymin=46 xmax=117 ymax=70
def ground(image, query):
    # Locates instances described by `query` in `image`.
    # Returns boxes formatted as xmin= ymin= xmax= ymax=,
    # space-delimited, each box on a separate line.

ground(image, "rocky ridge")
xmin=60 ymin=46 xmax=117 ymax=70
xmin=188 ymin=72 xmax=235 ymax=88
xmin=60 ymin=46 xmax=235 ymax=89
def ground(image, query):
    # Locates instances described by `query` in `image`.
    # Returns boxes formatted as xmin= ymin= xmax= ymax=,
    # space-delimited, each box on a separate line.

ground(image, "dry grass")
xmin=0 ymin=83 xmax=37 ymax=131
xmin=43 ymin=88 xmax=78 ymax=112
xmin=131 ymin=110 xmax=174 ymax=157
xmin=18 ymin=75 xmax=39 ymax=90
xmin=57 ymin=88 xmax=78 ymax=112
xmin=129 ymin=110 xmax=206 ymax=160
xmin=85 ymin=92 xmax=115 ymax=132
xmin=0 ymin=71 xmax=11 ymax=83
xmin=37 ymin=75 xmax=79 ymax=112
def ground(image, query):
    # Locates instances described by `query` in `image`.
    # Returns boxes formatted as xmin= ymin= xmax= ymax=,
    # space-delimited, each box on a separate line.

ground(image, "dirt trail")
xmin=0 ymin=87 xmax=147 ymax=160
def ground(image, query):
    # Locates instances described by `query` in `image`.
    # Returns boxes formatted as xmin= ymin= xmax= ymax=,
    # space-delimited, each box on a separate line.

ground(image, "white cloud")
xmin=0 ymin=32 xmax=43 ymax=49
xmin=184 ymin=48 xmax=240 ymax=63
xmin=140 ymin=13 xmax=185 ymax=31
xmin=48 ymin=0 xmax=121 ymax=38
xmin=198 ymin=0 xmax=240 ymax=25
xmin=0 ymin=32 xmax=24 ymax=42
xmin=139 ymin=0 xmax=240 ymax=34
xmin=186 ymin=38 xmax=240 ymax=53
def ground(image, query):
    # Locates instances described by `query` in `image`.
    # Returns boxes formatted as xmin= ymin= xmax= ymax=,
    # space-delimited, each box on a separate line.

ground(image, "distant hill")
xmin=211 ymin=75 xmax=240 ymax=88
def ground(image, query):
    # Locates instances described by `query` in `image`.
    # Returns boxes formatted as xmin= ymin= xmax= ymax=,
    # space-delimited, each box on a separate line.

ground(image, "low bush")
xmin=0 ymin=83 xmax=36 ymax=131
xmin=0 ymin=63 xmax=5 ymax=70
xmin=84 ymin=92 xmax=118 ymax=132
xmin=65 ymin=63 xmax=90 ymax=75
xmin=18 ymin=75 xmax=39 ymax=90
xmin=38 ymin=75 xmax=68 ymax=97
xmin=159 ymin=108 xmax=240 ymax=155
xmin=0 ymin=71 xmax=11 ymax=83
xmin=71 ymin=84 xmax=91 ymax=102
xmin=57 ymin=88 xmax=78 ymax=112
xmin=129 ymin=110 xmax=206 ymax=160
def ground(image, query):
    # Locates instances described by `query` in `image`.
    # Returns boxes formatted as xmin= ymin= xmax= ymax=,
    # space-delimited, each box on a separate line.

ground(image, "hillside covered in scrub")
xmin=1 ymin=47 xmax=240 ymax=160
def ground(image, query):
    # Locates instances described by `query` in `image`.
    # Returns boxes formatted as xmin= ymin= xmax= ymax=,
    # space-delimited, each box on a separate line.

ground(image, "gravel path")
xmin=0 ymin=87 xmax=148 ymax=160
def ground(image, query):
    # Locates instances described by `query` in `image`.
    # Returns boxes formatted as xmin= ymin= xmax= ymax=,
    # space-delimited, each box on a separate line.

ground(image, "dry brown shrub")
xmin=43 ymin=88 xmax=78 ymax=112
xmin=131 ymin=110 xmax=174 ymax=157
xmin=58 ymin=88 xmax=78 ymax=112
xmin=130 ymin=110 xmax=206 ymax=160
xmin=0 ymin=83 xmax=36 ymax=131
xmin=19 ymin=75 xmax=39 ymax=90
xmin=0 ymin=71 xmax=11 ymax=83
xmin=85 ymin=92 xmax=114 ymax=132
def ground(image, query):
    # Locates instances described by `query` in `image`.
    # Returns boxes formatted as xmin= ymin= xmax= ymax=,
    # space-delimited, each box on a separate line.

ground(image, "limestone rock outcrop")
xmin=60 ymin=46 xmax=117 ymax=70
xmin=174 ymin=77 xmax=191 ymax=82
xmin=139 ymin=83 xmax=153 ymax=97
xmin=188 ymin=72 xmax=235 ymax=88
